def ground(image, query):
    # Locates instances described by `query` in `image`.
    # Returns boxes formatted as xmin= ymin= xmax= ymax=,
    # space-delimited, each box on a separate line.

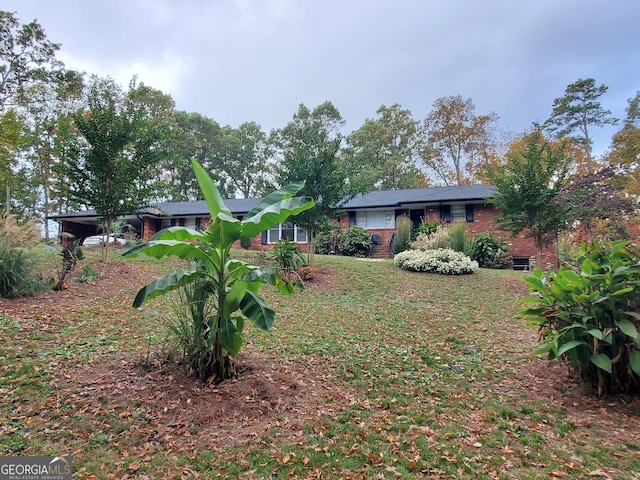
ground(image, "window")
xmin=441 ymin=204 xmax=474 ymax=222
xmin=451 ymin=205 xmax=466 ymax=221
xmin=513 ymin=257 xmax=531 ymax=271
xmin=355 ymin=210 xmax=395 ymax=229
xmin=267 ymin=223 xmax=307 ymax=243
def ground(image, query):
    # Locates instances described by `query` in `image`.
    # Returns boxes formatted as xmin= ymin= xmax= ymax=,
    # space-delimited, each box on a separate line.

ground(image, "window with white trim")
xmin=267 ymin=222 xmax=307 ymax=243
xmin=355 ymin=210 xmax=395 ymax=229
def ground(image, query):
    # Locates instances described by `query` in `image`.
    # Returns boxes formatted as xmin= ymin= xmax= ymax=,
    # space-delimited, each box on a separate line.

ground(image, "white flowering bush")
xmin=394 ymin=248 xmax=478 ymax=275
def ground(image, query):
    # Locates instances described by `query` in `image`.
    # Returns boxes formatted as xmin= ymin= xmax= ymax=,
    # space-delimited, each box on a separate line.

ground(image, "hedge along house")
xmin=51 ymin=184 xmax=558 ymax=270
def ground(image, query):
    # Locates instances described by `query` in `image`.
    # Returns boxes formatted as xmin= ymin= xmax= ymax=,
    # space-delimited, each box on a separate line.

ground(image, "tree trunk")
xmin=536 ymin=246 xmax=543 ymax=271
xmin=103 ymin=216 xmax=112 ymax=263
xmin=307 ymin=229 xmax=316 ymax=266
xmin=534 ymin=229 xmax=544 ymax=271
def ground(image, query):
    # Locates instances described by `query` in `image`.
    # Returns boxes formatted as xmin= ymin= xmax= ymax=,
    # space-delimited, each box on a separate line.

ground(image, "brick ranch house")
xmin=51 ymin=184 xmax=558 ymax=270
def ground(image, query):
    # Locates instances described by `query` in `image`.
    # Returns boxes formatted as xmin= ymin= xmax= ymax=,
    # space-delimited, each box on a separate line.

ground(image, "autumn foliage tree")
xmin=559 ymin=166 xmax=634 ymax=242
xmin=421 ymin=95 xmax=499 ymax=186
xmin=608 ymin=91 xmax=640 ymax=195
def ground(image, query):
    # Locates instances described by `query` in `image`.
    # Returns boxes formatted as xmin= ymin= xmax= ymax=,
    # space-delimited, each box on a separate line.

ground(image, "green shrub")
xmin=393 ymin=215 xmax=413 ymax=254
xmin=338 ymin=226 xmax=372 ymax=257
xmin=73 ymin=264 xmax=98 ymax=284
xmin=0 ymin=216 xmax=46 ymax=298
xmin=0 ymin=244 xmax=39 ymax=297
xmin=272 ymin=239 xmax=307 ymax=284
xmin=470 ymin=232 xmax=513 ymax=269
xmin=520 ymin=240 xmax=640 ymax=395
xmin=416 ymin=220 xmax=441 ymax=237
xmin=240 ymin=236 xmax=252 ymax=249
xmin=394 ymin=248 xmax=478 ymax=275
xmin=313 ymin=230 xmax=339 ymax=255
xmin=411 ymin=225 xmax=450 ymax=251
xmin=448 ymin=221 xmax=469 ymax=254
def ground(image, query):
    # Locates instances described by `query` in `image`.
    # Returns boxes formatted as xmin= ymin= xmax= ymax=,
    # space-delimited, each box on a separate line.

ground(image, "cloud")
xmin=57 ymin=48 xmax=193 ymax=99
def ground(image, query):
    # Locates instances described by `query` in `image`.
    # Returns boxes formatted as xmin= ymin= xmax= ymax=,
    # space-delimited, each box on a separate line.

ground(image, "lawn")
xmin=0 ymin=248 xmax=639 ymax=479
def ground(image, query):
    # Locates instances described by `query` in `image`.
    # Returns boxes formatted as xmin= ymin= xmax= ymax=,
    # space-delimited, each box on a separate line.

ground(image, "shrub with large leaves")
xmin=124 ymin=159 xmax=314 ymax=382
xmin=470 ymin=232 xmax=512 ymax=269
xmin=520 ymin=240 xmax=640 ymax=395
xmin=338 ymin=226 xmax=372 ymax=257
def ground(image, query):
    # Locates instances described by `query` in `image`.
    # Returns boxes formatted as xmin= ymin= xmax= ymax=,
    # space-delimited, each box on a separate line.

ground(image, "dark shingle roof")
xmin=50 ymin=198 xmax=262 ymax=220
xmin=342 ymin=184 xmax=495 ymax=209
xmin=50 ymin=185 xmax=495 ymax=220
xmin=150 ymin=198 xmax=261 ymax=216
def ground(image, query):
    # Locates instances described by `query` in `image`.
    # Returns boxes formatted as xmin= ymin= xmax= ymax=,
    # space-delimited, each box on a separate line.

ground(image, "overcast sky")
xmin=5 ymin=0 xmax=639 ymax=157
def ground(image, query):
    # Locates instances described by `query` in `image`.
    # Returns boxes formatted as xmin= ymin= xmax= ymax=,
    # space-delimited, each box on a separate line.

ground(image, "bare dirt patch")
xmin=51 ymin=350 xmax=353 ymax=450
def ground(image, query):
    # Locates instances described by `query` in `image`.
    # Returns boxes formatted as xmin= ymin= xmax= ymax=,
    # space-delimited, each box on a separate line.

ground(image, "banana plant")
xmin=124 ymin=158 xmax=314 ymax=382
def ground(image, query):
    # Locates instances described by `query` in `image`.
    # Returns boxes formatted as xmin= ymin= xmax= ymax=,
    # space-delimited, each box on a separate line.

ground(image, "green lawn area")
xmin=0 ymin=249 xmax=638 ymax=479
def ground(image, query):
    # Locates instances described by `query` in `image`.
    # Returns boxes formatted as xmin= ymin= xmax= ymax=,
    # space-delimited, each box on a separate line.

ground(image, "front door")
xmin=409 ymin=209 xmax=423 ymax=229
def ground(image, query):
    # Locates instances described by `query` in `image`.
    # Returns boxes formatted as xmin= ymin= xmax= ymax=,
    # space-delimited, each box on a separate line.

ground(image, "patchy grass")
xmin=0 ymin=248 xmax=638 ymax=479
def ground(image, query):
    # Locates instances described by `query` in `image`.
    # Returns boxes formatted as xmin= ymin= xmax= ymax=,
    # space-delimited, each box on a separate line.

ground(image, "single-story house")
xmin=50 ymin=185 xmax=558 ymax=270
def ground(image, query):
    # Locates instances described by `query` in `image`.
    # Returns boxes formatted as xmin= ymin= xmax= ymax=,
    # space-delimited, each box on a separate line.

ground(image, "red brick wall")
xmin=231 ymin=235 xmax=311 ymax=253
xmin=469 ymin=204 xmax=558 ymax=270
xmin=142 ymin=217 xmax=157 ymax=241
xmin=337 ymin=204 xmax=558 ymax=270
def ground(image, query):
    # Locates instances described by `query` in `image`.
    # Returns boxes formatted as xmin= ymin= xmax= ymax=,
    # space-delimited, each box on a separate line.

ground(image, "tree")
xmin=221 ymin=121 xmax=271 ymax=198
xmin=65 ymin=76 xmax=166 ymax=261
xmin=0 ymin=11 xmax=62 ymax=216
xmin=124 ymin=159 xmax=314 ymax=383
xmin=544 ymin=78 xmax=618 ymax=169
xmin=0 ymin=108 xmax=26 ymax=214
xmin=559 ymin=166 xmax=634 ymax=241
xmin=608 ymin=91 xmax=640 ymax=195
xmin=421 ymin=95 xmax=499 ymax=186
xmin=485 ymin=129 xmax=572 ymax=268
xmin=22 ymin=69 xmax=84 ymax=237
xmin=166 ymin=111 xmax=233 ymax=201
xmin=0 ymin=11 xmax=62 ymax=112
xmin=345 ymin=104 xmax=429 ymax=190
xmin=272 ymin=102 xmax=362 ymax=263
